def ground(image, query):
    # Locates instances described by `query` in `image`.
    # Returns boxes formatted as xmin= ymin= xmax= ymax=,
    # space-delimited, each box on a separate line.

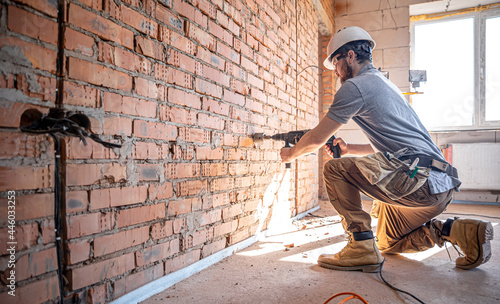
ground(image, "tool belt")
xmin=398 ymin=154 xmax=458 ymax=178
xmin=355 ymin=152 xmax=431 ymax=201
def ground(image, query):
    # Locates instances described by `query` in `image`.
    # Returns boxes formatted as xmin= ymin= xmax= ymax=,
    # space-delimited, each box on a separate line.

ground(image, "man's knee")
xmin=323 ymin=158 xmax=350 ymax=180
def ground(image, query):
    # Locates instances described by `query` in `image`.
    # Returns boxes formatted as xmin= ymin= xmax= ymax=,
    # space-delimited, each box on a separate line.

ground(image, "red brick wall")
xmin=0 ymin=0 xmax=321 ymax=302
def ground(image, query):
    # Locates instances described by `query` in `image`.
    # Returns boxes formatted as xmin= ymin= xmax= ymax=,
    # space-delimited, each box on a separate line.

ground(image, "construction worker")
xmin=280 ymin=26 xmax=493 ymax=272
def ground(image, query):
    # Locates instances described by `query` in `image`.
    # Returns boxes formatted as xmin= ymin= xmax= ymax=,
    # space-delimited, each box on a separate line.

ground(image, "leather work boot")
xmin=442 ymin=217 xmax=494 ymax=270
xmin=318 ymin=231 xmax=384 ymax=273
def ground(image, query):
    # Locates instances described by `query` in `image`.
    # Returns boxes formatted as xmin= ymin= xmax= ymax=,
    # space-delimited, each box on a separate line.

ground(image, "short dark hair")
xmin=333 ymin=40 xmax=373 ymax=63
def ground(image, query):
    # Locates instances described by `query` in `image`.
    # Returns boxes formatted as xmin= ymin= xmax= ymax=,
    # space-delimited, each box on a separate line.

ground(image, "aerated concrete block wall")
xmin=0 ymin=0 xmax=325 ymax=302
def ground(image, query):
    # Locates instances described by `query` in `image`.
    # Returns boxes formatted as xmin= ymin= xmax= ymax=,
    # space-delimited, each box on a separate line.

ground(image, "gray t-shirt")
xmin=327 ymin=63 xmax=461 ymax=194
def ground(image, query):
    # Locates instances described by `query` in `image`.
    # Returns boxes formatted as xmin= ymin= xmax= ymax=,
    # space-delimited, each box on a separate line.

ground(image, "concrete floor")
xmin=141 ymin=200 xmax=500 ymax=304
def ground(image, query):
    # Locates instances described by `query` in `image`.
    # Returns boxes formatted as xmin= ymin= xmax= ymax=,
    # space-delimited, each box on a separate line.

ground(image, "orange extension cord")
xmin=323 ymin=292 xmax=369 ymax=304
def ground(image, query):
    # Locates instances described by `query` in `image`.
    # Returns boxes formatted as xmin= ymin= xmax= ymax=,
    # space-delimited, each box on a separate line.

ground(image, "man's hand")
xmin=280 ymin=147 xmax=295 ymax=163
xmin=325 ymin=137 xmax=348 ymax=158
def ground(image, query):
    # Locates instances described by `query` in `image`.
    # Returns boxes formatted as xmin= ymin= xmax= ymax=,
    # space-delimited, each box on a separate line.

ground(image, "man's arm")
xmin=333 ymin=138 xmax=375 ymax=156
xmin=280 ymin=115 xmax=343 ymax=163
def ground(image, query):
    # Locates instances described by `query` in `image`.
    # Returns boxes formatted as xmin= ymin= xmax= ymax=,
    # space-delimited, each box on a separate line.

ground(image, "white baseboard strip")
xmin=110 ymin=205 xmax=319 ymax=304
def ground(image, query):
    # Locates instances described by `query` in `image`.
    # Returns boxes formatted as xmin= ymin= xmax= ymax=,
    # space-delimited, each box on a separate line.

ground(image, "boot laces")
xmin=444 ymin=241 xmax=464 ymax=261
xmin=340 ymin=233 xmax=354 ymax=254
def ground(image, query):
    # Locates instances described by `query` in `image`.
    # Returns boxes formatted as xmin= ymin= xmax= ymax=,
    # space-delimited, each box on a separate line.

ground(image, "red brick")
xmin=70 ymin=253 xmax=135 ymax=290
xmin=11 ymin=0 xmax=57 ymax=17
xmin=0 ymin=222 xmax=37 ymax=254
xmin=198 ymin=113 xmax=225 ymax=130
xmin=230 ymin=78 xmax=249 ymax=95
xmin=196 ymin=146 xmax=223 ymax=160
xmin=94 ymin=226 xmax=149 ymax=257
xmin=156 ymin=5 xmax=184 ymax=32
xmin=116 ymin=203 xmax=165 ymax=228
xmin=0 ymin=36 xmax=57 ymax=73
xmin=155 ymin=63 xmax=193 ymax=89
xmin=135 ymin=238 xmax=180 ymax=267
xmin=214 ymin=219 xmax=237 ymax=237
xmin=160 ymin=106 xmax=197 ymax=125
xmin=229 ymin=228 xmax=251 ymax=244
xmin=69 ymin=4 xmax=133 ymax=49
xmin=226 ymin=62 xmax=246 ymax=81
xmin=165 ymin=249 xmax=200 ymax=274
xmin=136 ymin=36 xmax=164 ymax=60
xmin=167 ymin=198 xmax=196 ymax=215
xmin=67 ymin=239 xmax=91 ymax=264
xmin=87 ymin=283 xmax=108 ymax=304
xmin=209 ymin=20 xmax=232 ymax=46
xmin=151 ymin=220 xmax=173 ymax=240
xmin=40 ymin=219 xmax=55 ymax=245
xmin=186 ymin=22 xmax=215 ymax=51
xmin=99 ymin=43 xmax=152 ymax=74
xmin=114 ymin=263 xmax=163 ymax=299
xmin=202 ymin=163 xmax=227 ymax=177
xmin=66 ymin=163 xmax=100 ymax=186
xmin=3 ymin=193 xmax=51 ymax=225
xmin=172 ymin=0 xmax=207 ymax=29
xmin=176 ymin=180 xmax=208 ymax=197
xmin=8 ymin=6 xmax=58 ymax=44
xmin=202 ymin=238 xmax=226 ymax=257
xmin=66 ymin=191 xmax=89 ymax=213
xmin=133 ymin=141 xmax=163 ymax=159
xmin=223 ymin=89 xmax=245 ymax=106
xmin=199 ymin=64 xmax=230 ymax=87
xmin=16 ymin=247 xmax=57 ymax=281
xmin=197 ymin=46 xmax=225 ymax=71
xmin=210 ymin=177 xmax=234 ymax=192
xmin=135 ymin=77 xmax=158 ymax=99
xmin=148 ymin=182 xmax=174 ymax=200
xmin=138 ymin=164 xmax=159 ymax=181
xmin=103 ymin=116 xmax=132 ymax=136
xmin=0 ymin=166 xmax=53 ymax=191
xmin=133 ymin=120 xmax=178 ymax=140
xmin=103 ymin=92 xmax=157 ymax=118
xmin=67 ymin=136 xmax=118 ymax=160
xmin=178 ymin=127 xmax=210 ymax=143
xmin=68 ymin=57 xmax=132 ymax=91
xmin=203 ymin=97 xmax=229 ymax=116
xmin=200 ymin=209 xmax=222 ymax=226
xmin=121 ymin=5 xmax=157 ymax=37
xmin=90 ymin=186 xmax=147 ymax=209
xmin=159 ymin=26 xmax=195 ymax=55
xmin=248 ymin=73 xmax=264 ymax=90
xmin=64 ymin=81 xmax=99 ymax=107
xmin=167 ymin=49 xmax=197 ymax=74
xmin=167 ymin=87 xmax=201 ymax=109
xmin=165 ymin=163 xmax=200 ymax=179
xmin=64 ymin=28 xmax=94 ymax=56
xmin=192 ymin=227 xmax=213 ymax=247
xmin=67 ymin=212 xmax=113 ymax=238
xmin=102 ymin=163 xmax=127 ymax=182
xmin=0 ymin=132 xmax=44 ymax=159
xmin=5 ymin=275 xmax=59 ymax=304
xmin=217 ymin=41 xmax=240 ymax=64
xmin=195 ymin=78 xmax=222 ymax=98
xmin=81 ymin=0 xmax=103 ymax=10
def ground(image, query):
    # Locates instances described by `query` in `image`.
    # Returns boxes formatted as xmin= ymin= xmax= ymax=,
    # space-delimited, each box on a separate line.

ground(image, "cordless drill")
xmin=253 ymin=130 xmax=341 ymax=168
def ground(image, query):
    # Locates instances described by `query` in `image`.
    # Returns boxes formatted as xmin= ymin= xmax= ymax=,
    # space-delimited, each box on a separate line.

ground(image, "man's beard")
xmin=339 ymin=64 xmax=354 ymax=84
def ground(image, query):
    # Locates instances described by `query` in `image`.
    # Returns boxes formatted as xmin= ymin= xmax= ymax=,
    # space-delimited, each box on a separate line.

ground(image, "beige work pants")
xmin=323 ymin=157 xmax=454 ymax=253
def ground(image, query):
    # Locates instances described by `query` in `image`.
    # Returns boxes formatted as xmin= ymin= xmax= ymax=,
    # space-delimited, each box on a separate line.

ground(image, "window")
xmin=411 ymin=8 xmax=500 ymax=131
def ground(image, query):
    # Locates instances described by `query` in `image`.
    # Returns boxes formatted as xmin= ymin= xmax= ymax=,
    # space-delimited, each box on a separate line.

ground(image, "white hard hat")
xmin=323 ymin=26 xmax=376 ymax=70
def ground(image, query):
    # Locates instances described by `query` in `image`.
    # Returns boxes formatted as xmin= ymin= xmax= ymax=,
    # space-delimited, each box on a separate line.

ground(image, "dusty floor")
xmin=142 ymin=200 xmax=500 ymax=304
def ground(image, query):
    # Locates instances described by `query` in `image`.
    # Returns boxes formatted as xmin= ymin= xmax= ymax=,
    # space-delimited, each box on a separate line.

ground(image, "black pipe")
xmin=50 ymin=134 xmax=65 ymax=304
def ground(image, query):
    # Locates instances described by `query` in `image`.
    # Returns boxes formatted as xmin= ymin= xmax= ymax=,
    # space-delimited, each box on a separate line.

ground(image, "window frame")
xmin=410 ymin=7 xmax=500 ymax=131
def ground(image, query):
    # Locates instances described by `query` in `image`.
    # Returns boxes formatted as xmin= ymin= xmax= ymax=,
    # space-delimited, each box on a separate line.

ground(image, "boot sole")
xmin=457 ymin=221 xmax=494 ymax=270
xmin=318 ymin=261 xmax=383 ymax=273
